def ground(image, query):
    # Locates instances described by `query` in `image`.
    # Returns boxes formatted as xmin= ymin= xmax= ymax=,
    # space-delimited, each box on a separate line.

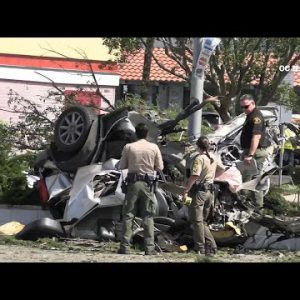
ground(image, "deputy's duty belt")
xmin=191 ymin=182 xmax=215 ymax=193
xmin=127 ymin=173 xmax=156 ymax=182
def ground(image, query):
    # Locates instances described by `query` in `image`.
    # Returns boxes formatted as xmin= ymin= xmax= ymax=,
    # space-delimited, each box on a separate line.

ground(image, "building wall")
xmin=158 ymin=84 xmax=169 ymax=109
xmin=0 ymin=38 xmax=114 ymax=61
xmin=168 ymin=84 xmax=184 ymax=108
xmin=0 ymin=80 xmax=115 ymax=124
xmin=120 ymin=82 xmax=184 ymax=109
xmin=158 ymin=83 xmax=184 ymax=109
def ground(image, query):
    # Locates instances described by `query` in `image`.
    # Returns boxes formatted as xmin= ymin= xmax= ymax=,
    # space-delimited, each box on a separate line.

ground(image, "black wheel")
xmin=155 ymin=188 xmax=169 ymax=217
xmin=50 ymin=117 xmax=100 ymax=173
xmin=54 ymin=105 xmax=97 ymax=153
xmin=15 ymin=218 xmax=65 ymax=241
xmin=153 ymin=216 xmax=176 ymax=226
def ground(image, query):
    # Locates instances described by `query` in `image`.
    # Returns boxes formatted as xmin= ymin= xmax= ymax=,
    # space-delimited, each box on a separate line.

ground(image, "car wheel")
xmin=50 ymin=116 xmax=100 ymax=173
xmin=15 ymin=218 xmax=65 ymax=241
xmin=54 ymin=105 xmax=97 ymax=153
xmin=155 ymin=188 xmax=169 ymax=217
xmin=153 ymin=216 xmax=176 ymax=226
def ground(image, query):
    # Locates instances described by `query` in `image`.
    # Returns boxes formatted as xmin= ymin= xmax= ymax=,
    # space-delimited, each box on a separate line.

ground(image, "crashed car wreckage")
xmin=16 ymin=99 xmax=300 ymax=252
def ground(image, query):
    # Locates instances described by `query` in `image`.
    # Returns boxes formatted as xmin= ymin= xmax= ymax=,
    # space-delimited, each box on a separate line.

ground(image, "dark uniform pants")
xmin=283 ymin=149 xmax=295 ymax=175
xmin=188 ymin=190 xmax=216 ymax=251
xmin=242 ymin=148 xmax=268 ymax=208
xmin=120 ymin=181 xmax=157 ymax=252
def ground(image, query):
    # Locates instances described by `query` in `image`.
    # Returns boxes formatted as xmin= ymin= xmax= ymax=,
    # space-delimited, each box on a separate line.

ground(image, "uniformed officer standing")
xmin=118 ymin=123 xmax=164 ymax=255
xmin=182 ymin=136 xmax=225 ymax=256
xmin=240 ymin=94 xmax=268 ymax=210
xmin=282 ymin=127 xmax=296 ymax=174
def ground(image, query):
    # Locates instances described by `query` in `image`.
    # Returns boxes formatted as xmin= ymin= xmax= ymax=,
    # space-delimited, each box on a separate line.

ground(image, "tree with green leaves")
xmin=104 ymin=37 xmax=300 ymax=122
xmin=6 ymin=89 xmax=67 ymax=151
xmin=0 ymin=122 xmax=38 ymax=205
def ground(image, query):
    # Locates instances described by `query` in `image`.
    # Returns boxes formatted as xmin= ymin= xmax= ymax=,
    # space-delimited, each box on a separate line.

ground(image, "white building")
xmin=0 ymin=54 xmax=120 ymax=123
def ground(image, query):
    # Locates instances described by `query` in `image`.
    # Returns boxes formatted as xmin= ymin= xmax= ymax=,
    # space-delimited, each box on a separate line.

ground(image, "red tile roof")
xmin=120 ymin=49 xmax=300 ymax=87
xmin=120 ymin=48 xmax=188 ymax=82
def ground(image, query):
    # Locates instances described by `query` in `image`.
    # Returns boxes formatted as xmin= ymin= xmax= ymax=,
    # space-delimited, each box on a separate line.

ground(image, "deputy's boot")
xmin=117 ymin=247 xmax=130 ymax=254
xmin=196 ymin=246 xmax=205 ymax=255
xmin=205 ymin=244 xmax=217 ymax=257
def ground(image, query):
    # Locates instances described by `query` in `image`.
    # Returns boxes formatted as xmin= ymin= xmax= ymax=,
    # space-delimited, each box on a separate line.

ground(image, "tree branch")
xmin=159 ymin=38 xmax=192 ymax=75
xmin=140 ymin=39 xmax=188 ymax=81
xmin=40 ymin=47 xmax=115 ymax=111
xmin=71 ymin=48 xmax=115 ymax=110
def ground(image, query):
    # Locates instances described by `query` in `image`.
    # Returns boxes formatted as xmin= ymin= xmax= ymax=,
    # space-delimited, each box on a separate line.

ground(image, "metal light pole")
xmin=188 ymin=38 xmax=203 ymax=142
xmin=188 ymin=37 xmax=221 ymax=142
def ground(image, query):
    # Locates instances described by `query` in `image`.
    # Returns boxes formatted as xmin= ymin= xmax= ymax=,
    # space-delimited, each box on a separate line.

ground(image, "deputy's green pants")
xmin=242 ymin=148 xmax=268 ymax=208
xmin=120 ymin=181 xmax=157 ymax=252
xmin=188 ymin=190 xmax=216 ymax=251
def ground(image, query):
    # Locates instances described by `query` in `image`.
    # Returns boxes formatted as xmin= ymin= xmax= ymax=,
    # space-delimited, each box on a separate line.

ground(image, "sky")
xmin=0 ymin=38 xmax=114 ymax=61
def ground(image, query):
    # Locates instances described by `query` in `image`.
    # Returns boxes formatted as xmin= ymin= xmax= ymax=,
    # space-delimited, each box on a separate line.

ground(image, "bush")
xmin=264 ymin=184 xmax=300 ymax=216
xmin=0 ymin=176 xmax=40 ymax=206
xmin=0 ymin=122 xmax=39 ymax=205
xmin=264 ymin=189 xmax=290 ymax=215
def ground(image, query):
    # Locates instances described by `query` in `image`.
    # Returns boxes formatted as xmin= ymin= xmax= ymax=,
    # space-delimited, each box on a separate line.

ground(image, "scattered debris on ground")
xmin=0 ymin=221 xmax=24 ymax=235
xmin=1 ymin=236 xmax=300 ymax=262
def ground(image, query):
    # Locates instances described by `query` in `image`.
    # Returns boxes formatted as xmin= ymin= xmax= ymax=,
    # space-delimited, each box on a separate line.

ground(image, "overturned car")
xmin=19 ymin=102 xmax=195 ymax=241
xmin=16 ymin=101 xmax=300 ymax=252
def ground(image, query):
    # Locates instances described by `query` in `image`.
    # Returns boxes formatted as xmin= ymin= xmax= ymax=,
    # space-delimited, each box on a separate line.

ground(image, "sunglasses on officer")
xmin=241 ymin=104 xmax=250 ymax=109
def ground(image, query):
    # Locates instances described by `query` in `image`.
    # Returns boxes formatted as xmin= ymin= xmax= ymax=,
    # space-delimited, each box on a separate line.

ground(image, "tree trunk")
xmin=216 ymin=96 xmax=232 ymax=123
xmin=141 ymin=38 xmax=155 ymax=101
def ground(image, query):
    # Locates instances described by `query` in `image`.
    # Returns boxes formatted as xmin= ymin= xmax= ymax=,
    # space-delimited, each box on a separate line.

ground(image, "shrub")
xmin=0 ymin=122 xmax=39 ymax=205
xmin=264 ymin=184 xmax=300 ymax=216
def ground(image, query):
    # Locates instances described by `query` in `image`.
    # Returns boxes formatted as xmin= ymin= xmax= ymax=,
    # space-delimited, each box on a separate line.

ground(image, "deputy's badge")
xmin=253 ymin=117 xmax=261 ymax=124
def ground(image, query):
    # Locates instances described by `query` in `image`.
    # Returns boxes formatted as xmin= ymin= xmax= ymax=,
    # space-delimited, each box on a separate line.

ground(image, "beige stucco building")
xmin=0 ymin=38 xmax=114 ymax=61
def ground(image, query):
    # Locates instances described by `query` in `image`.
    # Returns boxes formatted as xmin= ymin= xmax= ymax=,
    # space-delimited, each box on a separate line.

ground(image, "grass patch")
xmin=195 ymin=255 xmax=216 ymax=263
xmin=0 ymin=235 xmax=37 ymax=247
xmin=0 ymin=235 xmax=91 ymax=251
xmin=273 ymin=184 xmax=300 ymax=195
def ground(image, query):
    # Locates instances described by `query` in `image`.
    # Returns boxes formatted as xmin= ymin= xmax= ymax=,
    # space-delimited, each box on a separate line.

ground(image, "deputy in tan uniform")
xmin=118 ymin=123 xmax=164 ymax=255
xmin=183 ymin=136 xmax=225 ymax=256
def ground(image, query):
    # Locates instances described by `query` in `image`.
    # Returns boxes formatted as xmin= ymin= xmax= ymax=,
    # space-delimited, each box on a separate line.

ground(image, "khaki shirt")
xmin=119 ymin=139 xmax=164 ymax=174
xmin=191 ymin=152 xmax=225 ymax=184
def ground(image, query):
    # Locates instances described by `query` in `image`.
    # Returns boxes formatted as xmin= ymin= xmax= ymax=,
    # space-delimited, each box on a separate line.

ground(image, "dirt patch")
xmin=1 ymin=237 xmax=300 ymax=262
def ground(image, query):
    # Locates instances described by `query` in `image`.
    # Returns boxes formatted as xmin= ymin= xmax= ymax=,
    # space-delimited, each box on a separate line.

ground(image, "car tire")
xmin=50 ymin=113 xmax=100 ymax=173
xmin=153 ymin=216 xmax=176 ymax=226
xmin=54 ymin=105 xmax=97 ymax=153
xmin=15 ymin=218 xmax=65 ymax=241
xmin=155 ymin=188 xmax=169 ymax=217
